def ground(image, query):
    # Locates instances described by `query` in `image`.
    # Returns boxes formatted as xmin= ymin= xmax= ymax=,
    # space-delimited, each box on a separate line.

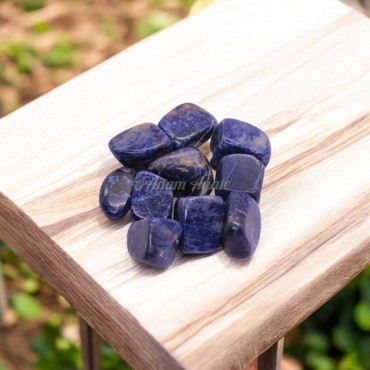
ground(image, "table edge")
xmin=0 ymin=192 xmax=184 ymax=370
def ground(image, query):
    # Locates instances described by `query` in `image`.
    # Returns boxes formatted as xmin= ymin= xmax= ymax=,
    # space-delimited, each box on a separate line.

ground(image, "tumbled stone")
xmin=175 ymin=196 xmax=224 ymax=254
xmin=215 ymin=154 xmax=265 ymax=203
xmin=222 ymin=192 xmax=261 ymax=260
xmin=99 ymin=167 xmax=136 ymax=219
xmin=108 ymin=123 xmax=172 ymax=169
xmin=158 ymin=103 xmax=217 ymax=149
xmin=131 ymin=171 xmax=173 ymax=220
xmin=127 ymin=218 xmax=182 ymax=268
xmin=148 ymin=147 xmax=214 ymax=197
xmin=210 ymin=118 xmax=271 ymax=169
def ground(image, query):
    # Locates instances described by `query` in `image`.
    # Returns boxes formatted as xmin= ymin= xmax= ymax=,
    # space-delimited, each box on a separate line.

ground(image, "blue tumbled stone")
xmin=215 ymin=154 xmax=265 ymax=203
xmin=148 ymin=147 xmax=214 ymax=197
xmin=210 ymin=118 xmax=271 ymax=168
xmin=131 ymin=171 xmax=173 ymax=220
xmin=108 ymin=123 xmax=172 ymax=169
xmin=99 ymin=167 xmax=136 ymax=219
xmin=127 ymin=218 xmax=182 ymax=268
xmin=222 ymin=192 xmax=261 ymax=260
xmin=175 ymin=196 xmax=224 ymax=254
xmin=158 ymin=103 xmax=217 ymax=149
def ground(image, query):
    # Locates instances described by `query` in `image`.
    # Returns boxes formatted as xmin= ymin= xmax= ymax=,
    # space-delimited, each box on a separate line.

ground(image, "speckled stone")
xmin=210 ymin=118 xmax=271 ymax=169
xmin=148 ymin=147 xmax=214 ymax=197
xmin=175 ymin=196 xmax=224 ymax=254
xmin=215 ymin=154 xmax=265 ymax=203
xmin=222 ymin=192 xmax=261 ymax=260
xmin=131 ymin=171 xmax=173 ymax=220
xmin=99 ymin=167 xmax=136 ymax=220
xmin=127 ymin=218 xmax=182 ymax=268
xmin=158 ymin=103 xmax=217 ymax=149
xmin=108 ymin=123 xmax=172 ymax=169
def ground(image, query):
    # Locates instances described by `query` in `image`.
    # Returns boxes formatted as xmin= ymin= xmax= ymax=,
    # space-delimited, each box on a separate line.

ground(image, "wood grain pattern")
xmin=344 ymin=0 xmax=370 ymax=15
xmin=0 ymin=0 xmax=370 ymax=369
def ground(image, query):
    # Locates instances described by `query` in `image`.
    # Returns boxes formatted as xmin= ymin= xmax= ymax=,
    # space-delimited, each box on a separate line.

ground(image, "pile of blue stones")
xmin=99 ymin=103 xmax=271 ymax=269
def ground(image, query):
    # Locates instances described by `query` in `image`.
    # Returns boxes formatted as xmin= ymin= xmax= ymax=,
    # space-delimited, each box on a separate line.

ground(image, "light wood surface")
xmin=0 ymin=0 xmax=370 ymax=369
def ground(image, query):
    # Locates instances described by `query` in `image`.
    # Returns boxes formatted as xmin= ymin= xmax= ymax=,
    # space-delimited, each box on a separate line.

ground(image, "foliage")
xmin=189 ymin=0 xmax=215 ymax=14
xmin=135 ymin=10 xmax=179 ymax=38
xmin=134 ymin=0 xmax=205 ymax=38
xmin=31 ymin=316 xmax=130 ymax=370
xmin=0 ymin=43 xmax=37 ymax=75
xmin=12 ymin=293 xmax=41 ymax=319
xmin=285 ymin=268 xmax=370 ymax=370
xmin=43 ymin=42 xmax=75 ymax=68
xmin=31 ymin=321 xmax=82 ymax=370
xmin=1 ymin=242 xmax=130 ymax=369
xmin=2 ymin=237 xmax=370 ymax=370
xmin=1 ymin=1 xmax=369 ymax=369
xmin=0 ymin=0 xmax=196 ymax=116
xmin=31 ymin=21 xmax=50 ymax=34
xmin=21 ymin=0 xmax=45 ymax=12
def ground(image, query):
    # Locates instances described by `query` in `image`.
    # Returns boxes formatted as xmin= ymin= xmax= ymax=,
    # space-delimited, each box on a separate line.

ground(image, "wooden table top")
xmin=0 ymin=0 xmax=369 ymax=369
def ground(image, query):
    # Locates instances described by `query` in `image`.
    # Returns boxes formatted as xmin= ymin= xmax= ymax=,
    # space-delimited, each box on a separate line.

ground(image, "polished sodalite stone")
xmin=175 ymin=196 xmax=224 ymax=254
xmin=215 ymin=154 xmax=265 ymax=203
xmin=131 ymin=171 xmax=173 ymax=220
xmin=108 ymin=123 xmax=172 ymax=169
xmin=222 ymin=192 xmax=261 ymax=260
xmin=127 ymin=218 xmax=182 ymax=268
xmin=158 ymin=103 xmax=217 ymax=149
xmin=210 ymin=118 xmax=271 ymax=169
xmin=148 ymin=147 xmax=214 ymax=197
xmin=99 ymin=167 xmax=136 ymax=219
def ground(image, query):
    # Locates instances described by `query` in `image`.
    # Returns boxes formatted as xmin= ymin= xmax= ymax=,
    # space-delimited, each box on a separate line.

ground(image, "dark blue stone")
xmin=131 ymin=171 xmax=173 ymax=220
xmin=210 ymin=118 xmax=271 ymax=169
xmin=148 ymin=147 xmax=214 ymax=197
xmin=222 ymin=192 xmax=261 ymax=260
xmin=108 ymin=123 xmax=172 ymax=169
xmin=158 ymin=103 xmax=217 ymax=149
xmin=215 ymin=154 xmax=265 ymax=203
xmin=127 ymin=218 xmax=182 ymax=268
xmin=175 ymin=196 xmax=224 ymax=254
xmin=99 ymin=167 xmax=136 ymax=219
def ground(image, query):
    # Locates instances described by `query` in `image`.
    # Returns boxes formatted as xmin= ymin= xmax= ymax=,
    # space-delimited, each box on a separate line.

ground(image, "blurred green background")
xmin=0 ymin=1 xmax=369 ymax=369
